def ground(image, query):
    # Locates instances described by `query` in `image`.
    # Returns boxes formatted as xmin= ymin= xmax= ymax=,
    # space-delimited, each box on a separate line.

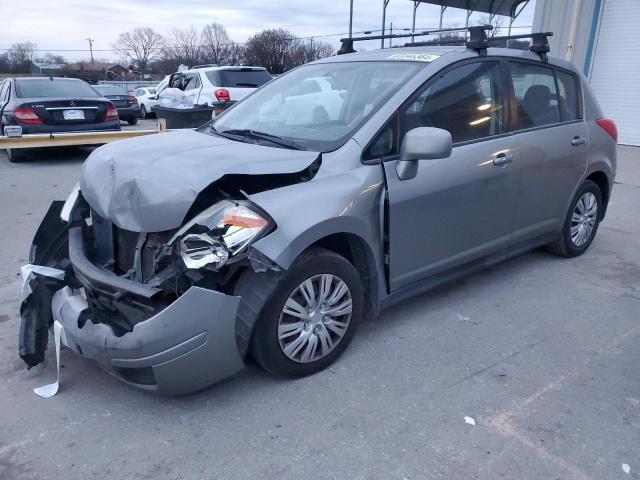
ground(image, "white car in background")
xmin=158 ymin=65 xmax=273 ymax=108
xmin=134 ymin=87 xmax=158 ymax=119
xmin=258 ymin=77 xmax=344 ymax=125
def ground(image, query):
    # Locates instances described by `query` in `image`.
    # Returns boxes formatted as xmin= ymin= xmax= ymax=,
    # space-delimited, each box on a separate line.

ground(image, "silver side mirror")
xmin=396 ymin=127 xmax=452 ymax=180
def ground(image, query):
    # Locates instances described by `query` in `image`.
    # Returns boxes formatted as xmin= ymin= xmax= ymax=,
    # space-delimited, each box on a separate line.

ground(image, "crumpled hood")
xmin=80 ymin=129 xmax=320 ymax=232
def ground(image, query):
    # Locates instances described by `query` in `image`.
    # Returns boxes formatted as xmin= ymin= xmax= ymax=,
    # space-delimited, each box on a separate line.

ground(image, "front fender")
xmin=249 ymin=164 xmax=385 ymax=271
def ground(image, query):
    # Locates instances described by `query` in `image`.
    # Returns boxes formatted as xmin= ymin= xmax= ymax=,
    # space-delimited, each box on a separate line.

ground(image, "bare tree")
xmin=225 ymin=42 xmax=246 ymax=66
xmin=112 ymin=27 xmax=164 ymax=73
xmin=478 ymin=15 xmax=506 ymax=38
xmin=297 ymin=39 xmax=335 ymax=64
xmin=164 ymin=26 xmax=202 ymax=67
xmin=201 ymin=23 xmax=232 ymax=65
xmin=0 ymin=53 xmax=10 ymax=73
xmin=244 ymin=29 xmax=304 ymax=74
xmin=8 ymin=42 xmax=37 ymax=72
xmin=35 ymin=52 xmax=66 ymax=65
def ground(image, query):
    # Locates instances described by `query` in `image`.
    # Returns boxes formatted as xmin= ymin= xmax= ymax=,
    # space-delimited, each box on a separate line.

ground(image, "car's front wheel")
xmin=546 ymin=180 xmax=603 ymax=257
xmin=250 ymin=248 xmax=363 ymax=378
xmin=139 ymin=105 xmax=147 ymax=119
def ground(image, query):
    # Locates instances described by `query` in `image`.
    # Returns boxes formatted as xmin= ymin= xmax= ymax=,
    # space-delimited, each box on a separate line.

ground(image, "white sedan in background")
xmin=134 ymin=87 xmax=158 ymax=119
xmin=258 ymin=77 xmax=344 ymax=125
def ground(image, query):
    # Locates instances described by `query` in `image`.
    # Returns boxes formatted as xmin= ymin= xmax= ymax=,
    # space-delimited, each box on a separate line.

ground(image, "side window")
xmin=508 ymin=62 xmax=560 ymax=129
xmin=556 ymin=70 xmax=581 ymax=121
xmin=364 ymin=115 xmax=398 ymax=161
xmin=184 ymin=74 xmax=200 ymax=91
xmin=401 ymin=61 xmax=504 ymax=144
xmin=0 ymin=82 xmax=8 ymax=102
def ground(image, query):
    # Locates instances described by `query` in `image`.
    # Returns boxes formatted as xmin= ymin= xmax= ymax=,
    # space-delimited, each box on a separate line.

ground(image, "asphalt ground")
xmin=0 ymin=126 xmax=638 ymax=479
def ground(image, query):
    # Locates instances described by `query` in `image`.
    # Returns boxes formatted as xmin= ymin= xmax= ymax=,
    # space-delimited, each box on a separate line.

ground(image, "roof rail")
xmin=337 ymin=25 xmax=493 ymax=55
xmin=338 ymin=27 xmax=553 ymax=62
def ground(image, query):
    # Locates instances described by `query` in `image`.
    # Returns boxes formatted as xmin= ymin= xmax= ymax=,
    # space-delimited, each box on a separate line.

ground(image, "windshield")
xmin=212 ymin=61 xmax=422 ymax=152
xmin=15 ymin=79 xmax=100 ymax=98
xmin=95 ymin=85 xmax=127 ymax=96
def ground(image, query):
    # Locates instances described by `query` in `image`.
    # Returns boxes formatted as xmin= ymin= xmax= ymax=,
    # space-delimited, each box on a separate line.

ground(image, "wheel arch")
xmin=234 ymin=230 xmax=382 ymax=359
xmin=303 ymin=232 xmax=381 ymax=319
xmin=585 ymin=170 xmax=610 ymax=219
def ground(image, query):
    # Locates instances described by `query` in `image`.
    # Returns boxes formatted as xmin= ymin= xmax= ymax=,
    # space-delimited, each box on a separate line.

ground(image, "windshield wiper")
xmin=217 ymin=128 xmax=302 ymax=150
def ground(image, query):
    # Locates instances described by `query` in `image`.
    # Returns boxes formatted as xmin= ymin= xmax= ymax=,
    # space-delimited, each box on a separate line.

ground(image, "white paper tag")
xmin=33 ymin=321 xmax=64 ymax=398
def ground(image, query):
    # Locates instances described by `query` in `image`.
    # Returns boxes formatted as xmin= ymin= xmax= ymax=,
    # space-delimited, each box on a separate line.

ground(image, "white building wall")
xmin=534 ymin=0 xmax=639 ymax=145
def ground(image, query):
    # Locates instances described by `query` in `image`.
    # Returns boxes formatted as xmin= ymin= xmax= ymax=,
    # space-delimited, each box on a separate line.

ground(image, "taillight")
xmin=214 ymin=88 xmax=231 ymax=102
xmin=127 ymin=96 xmax=138 ymax=104
xmin=596 ymin=118 xmax=617 ymax=142
xmin=14 ymin=107 xmax=43 ymax=125
xmin=105 ymin=105 xmax=119 ymax=121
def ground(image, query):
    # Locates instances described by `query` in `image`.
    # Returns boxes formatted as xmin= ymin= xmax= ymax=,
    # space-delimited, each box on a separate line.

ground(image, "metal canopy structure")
xmin=346 ymin=0 xmax=530 ymax=49
xmin=410 ymin=0 xmax=529 ymax=17
xmin=406 ymin=0 xmax=530 ymax=46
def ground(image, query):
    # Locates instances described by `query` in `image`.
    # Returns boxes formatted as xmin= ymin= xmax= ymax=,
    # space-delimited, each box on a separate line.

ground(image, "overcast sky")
xmin=0 ymin=0 xmax=536 ymax=61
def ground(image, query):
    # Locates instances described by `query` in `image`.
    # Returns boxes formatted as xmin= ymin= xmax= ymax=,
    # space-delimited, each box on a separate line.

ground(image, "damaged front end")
xmin=19 ymin=190 xmax=279 ymax=394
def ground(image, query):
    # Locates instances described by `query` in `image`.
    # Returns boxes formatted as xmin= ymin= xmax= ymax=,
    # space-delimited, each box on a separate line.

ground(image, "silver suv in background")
xmin=19 ymin=33 xmax=616 ymax=394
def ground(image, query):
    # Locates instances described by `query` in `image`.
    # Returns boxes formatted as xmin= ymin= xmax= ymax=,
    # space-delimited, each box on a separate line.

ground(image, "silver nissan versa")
xmin=19 ymin=32 xmax=617 ymax=394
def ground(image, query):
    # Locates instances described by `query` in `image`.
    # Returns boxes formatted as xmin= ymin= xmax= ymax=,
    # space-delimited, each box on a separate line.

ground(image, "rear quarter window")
xmin=556 ymin=70 xmax=581 ymax=121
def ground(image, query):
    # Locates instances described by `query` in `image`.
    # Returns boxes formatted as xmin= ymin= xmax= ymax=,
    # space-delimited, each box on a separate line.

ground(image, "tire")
xmin=6 ymin=148 xmax=28 ymax=163
xmin=249 ymin=247 xmax=363 ymax=378
xmin=127 ymin=116 xmax=138 ymax=126
xmin=139 ymin=105 xmax=147 ymax=119
xmin=313 ymin=107 xmax=330 ymax=124
xmin=546 ymin=180 xmax=602 ymax=257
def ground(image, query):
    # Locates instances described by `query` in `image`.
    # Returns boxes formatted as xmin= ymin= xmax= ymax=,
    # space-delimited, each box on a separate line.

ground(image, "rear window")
xmin=206 ymin=69 xmax=272 ymax=88
xmin=15 ymin=79 xmax=99 ymax=98
xmin=95 ymin=85 xmax=127 ymax=96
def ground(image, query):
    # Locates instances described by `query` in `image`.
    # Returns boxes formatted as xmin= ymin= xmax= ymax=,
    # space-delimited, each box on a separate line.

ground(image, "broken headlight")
xmin=169 ymin=200 xmax=271 ymax=270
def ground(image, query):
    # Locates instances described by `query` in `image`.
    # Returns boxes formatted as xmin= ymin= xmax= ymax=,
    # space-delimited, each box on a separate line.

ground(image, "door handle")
xmin=493 ymin=152 xmax=514 ymax=166
xmin=571 ymin=136 xmax=586 ymax=146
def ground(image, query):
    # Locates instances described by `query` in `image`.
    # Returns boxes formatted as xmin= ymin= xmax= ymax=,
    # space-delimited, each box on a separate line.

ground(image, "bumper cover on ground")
xmin=50 ymin=285 xmax=245 ymax=395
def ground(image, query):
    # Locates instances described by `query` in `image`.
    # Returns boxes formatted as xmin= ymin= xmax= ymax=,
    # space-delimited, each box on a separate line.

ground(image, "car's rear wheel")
xmin=139 ymin=105 xmax=147 ymax=119
xmin=127 ymin=116 xmax=138 ymax=126
xmin=250 ymin=248 xmax=363 ymax=378
xmin=6 ymin=148 xmax=28 ymax=163
xmin=546 ymin=180 xmax=602 ymax=257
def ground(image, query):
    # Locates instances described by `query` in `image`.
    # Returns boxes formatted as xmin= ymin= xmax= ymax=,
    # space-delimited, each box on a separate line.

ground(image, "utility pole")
xmin=349 ymin=0 xmax=354 ymax=38
xmin=86 ymin=37 xmax=95 ymax=71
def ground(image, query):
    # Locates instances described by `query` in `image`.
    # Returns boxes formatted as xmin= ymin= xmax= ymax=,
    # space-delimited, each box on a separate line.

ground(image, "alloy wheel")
xmin=570 ymin=192 xmax=598 ymax=247
xmin=278 ymin=274 xmax=352 ymax=363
